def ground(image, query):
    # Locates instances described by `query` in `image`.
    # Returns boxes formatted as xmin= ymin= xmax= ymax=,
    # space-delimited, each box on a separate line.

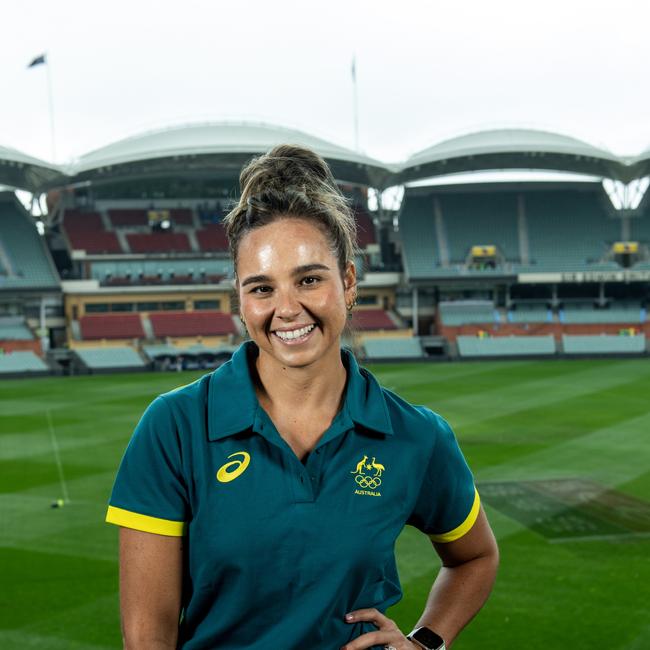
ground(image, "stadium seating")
xmin=439 ymin=301 xmax=497 ymax=326
xmin=79 ymin=314 xmax=145 ymax=340
xmin=508 ymin=305 xmax=552 ymax=323
xmin=108 ymin=209 xmax=149 ymax=227
xmin=0 ymin=350 xmax=49 ymax=374
xmin=350 ymin=309 xmax=397 ymax=331
xmin=126 ymin=232 xmax=191 ymax=253
xmin=149 ymin=311 xmax=236 ymax=337
xmin=170 ymin=208 xmax=194 ymax=225
xmin=562 ymin=334 xmax=646 ymax=354
xmin=0 ymin=194 xmax=60 ymax=289
xmin=440 ymin=192 xmax=520 ymax=264
xmin=75 ymin=346 xmax=146 ymax=370
xmin=522 ymin=189 xmax=620 ymax=271
xmin=561 ymin=305 xmax=643 ymax=324
xmin=62 ymin=209 xmax=122 ymax=253
xmin=398 ymin=194 xmax=440 ymax=278
xmin=196 ymin=224 xmax=229 ymax=252
xmin=457 ymin=335 xmax=556 ymax=357
xmin=354 ymin=205 xmax=377 ymax=247
xmin=363 ymin=337 xmax=424 ymax=359
xmin=0 ymin=317 xmax=34 ymax=340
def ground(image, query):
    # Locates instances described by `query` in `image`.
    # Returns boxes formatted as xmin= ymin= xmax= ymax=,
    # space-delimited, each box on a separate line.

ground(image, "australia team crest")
xmin=350 ymin=454 xmax=385 ymax=497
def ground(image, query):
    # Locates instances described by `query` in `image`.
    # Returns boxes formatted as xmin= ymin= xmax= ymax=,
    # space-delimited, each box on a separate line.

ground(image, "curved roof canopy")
xmin=394 ymin=128 xmax=631 ymax=184
xmin=0 ymin=145 xmax=65 ymax=193
xmin=1 ymin=124 xmax=647 ymax=193
xmin=69 ymin=122 xmax=391 ymax=188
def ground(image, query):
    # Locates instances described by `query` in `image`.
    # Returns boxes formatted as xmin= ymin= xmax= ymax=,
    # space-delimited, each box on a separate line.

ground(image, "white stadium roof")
xmin=0 ymin=123 xmax=647 ymax=192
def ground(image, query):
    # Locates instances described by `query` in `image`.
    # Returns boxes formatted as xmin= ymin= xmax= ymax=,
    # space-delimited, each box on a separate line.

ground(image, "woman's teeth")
xmin=274 ymin=324 xmax=315 ymax=341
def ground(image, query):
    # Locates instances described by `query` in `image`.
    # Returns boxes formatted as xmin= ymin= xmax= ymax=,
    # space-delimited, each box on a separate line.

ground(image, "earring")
xmin=346 ymin=295 xmax=358 ymax=311
xmin=239 ymin=314 xmax=247 ymax=331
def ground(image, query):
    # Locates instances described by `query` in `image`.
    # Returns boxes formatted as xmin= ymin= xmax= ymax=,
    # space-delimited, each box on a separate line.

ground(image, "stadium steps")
xmin=141 ymin=315 xmax=155 ymax=340
xmin=116 ymin=229 xmax=131 ymax=253
xmin=70 ymin=320 xmax=82 ymax=340
xmin=186 ymin=229 xmax=201 ymax=253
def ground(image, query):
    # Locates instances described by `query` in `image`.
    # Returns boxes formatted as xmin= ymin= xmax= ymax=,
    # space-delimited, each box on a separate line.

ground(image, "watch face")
xmin=412 ymin=627 xmax=445 ymax=649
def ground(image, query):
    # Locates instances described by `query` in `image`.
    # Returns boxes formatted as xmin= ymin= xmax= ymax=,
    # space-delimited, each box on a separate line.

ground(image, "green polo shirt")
xmin=106 ymin=341 xmax=479 ymax=649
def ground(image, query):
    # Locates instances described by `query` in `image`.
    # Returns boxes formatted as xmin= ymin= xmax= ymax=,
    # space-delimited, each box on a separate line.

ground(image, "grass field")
xmin=1 ymin=358 xmax=649 ymax=649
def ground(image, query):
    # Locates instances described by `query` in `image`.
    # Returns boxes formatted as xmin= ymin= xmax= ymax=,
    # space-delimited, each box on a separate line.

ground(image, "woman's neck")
xmin=253 ymin=344 xmax=347 ymax=417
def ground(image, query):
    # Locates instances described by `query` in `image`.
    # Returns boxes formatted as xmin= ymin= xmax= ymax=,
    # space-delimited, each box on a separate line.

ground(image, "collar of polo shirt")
xmin=206 ymin=341 xmax=394 ymax=441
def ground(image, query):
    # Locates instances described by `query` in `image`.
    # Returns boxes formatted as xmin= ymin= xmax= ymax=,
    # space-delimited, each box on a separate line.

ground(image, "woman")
xmin=106 ymin=145 xmax=499 ymax=650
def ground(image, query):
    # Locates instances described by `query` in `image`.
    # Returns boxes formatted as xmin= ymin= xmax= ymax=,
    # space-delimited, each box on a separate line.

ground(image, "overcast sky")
xmin=3 ymin=0 xmax=650 ymax=166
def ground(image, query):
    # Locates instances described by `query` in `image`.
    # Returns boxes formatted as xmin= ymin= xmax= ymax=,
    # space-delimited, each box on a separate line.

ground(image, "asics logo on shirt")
xmin=216 ymin=451 xmax=251 ymax=483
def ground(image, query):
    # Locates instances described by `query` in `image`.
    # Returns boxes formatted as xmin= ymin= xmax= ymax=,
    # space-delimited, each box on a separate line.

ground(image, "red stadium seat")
xmin=79 ymin=314 xmax=145 ymax=340
xmin=196 ymin=225 xmax=229 ymax=252
xmin=149 ymin=311 xmax=236 ymax=337
xmin=126 ymin=232 xmax=191 ymax=253
xmin=351 ymin=309 xmax=397 ymax=331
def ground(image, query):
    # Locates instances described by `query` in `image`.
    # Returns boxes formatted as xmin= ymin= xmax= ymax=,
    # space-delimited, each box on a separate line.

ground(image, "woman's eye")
xmin=301 ymin=276 xmax=321 ymax=286
xmin=251 ymin=285 xmax=271 ymax=294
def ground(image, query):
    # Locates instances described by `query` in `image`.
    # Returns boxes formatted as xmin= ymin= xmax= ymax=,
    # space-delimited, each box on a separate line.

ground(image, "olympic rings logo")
xmin=355 ymin=474 xmax=382 ymax=489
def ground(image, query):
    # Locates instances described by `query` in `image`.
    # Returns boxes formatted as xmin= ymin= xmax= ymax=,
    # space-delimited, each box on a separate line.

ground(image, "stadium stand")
xmin=0 ymin=317 xmax=34 ymax=340
xmin=457 ymin=335 xmax=556 ymax=357
xmin=196 ymin=224 xmax=229 ymax=252
xmin=522 ymin=189 xmax=620 ymax=271
xmin=79 ymin=314 xmax=145 ymax=340
xmin=561 ymin=304 xmax=643 ymax=324
xmin=439 ymin=301 xmax=498 ymax=326
xmin=149 ymin=311 xmax=236 ymax=337
xmin=363 ymin=337 xmax=424 ymax=359
xmin=74 ymin=346 xmax=146 ymax=370
xmin=170 ymin=208 xmax=194 ymax=225
xmin=562 ymin=334 xmax=646 ymax=354
xmin=350 ymin=309 xmax=397 ymax=331
xmin=354 ymin=205 xmax=377 ymax=247
xmin=126 ymin=232 xmax=192 ymax=253
xmin=440 ymin=192 xmax=519 ymax=264
xmin=0 ymin=350 xmax=49 ymax=374
xmin=398 ymin=194 xmax=440 ymax=278
xmin=507 ymin=305 xmax=552 ymax=323
xmin=0 ymin=193 xmax=59 ymax=289
xmin=63 ymin=210 xmax=123 ymax=254
xmin=108 ymin=209 xmax=149 ymax=227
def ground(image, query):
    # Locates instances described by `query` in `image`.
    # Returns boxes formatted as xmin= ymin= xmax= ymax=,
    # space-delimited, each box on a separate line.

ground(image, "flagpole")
xmin=44 ymin=51 xmax=57 ymax=162
xmin=351 ymin=55 xmax=359 ymax=152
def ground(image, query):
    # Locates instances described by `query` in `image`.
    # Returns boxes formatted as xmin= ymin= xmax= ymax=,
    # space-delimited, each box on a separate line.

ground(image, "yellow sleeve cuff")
xmin=105 ymin=505 xmax=186 ymax=537
xmin=428 ymin=488 xmax=480 ymax=543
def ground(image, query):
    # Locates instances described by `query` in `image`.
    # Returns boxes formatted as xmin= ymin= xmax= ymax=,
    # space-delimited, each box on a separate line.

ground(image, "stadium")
xmin=2 ymin=121 xmax=650 ymax=649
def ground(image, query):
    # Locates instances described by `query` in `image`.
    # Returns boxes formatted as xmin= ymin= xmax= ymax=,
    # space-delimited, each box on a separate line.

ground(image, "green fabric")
xmin=108 ymin=340 xmax=476 ymax=649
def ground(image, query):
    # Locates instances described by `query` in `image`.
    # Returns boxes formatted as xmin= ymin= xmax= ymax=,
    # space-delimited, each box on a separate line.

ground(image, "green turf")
xmin=1 ymin=359 xmax=649 ymax=649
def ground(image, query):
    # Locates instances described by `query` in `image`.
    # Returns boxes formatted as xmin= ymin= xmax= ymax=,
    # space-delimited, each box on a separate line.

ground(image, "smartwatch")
xmin=407 ymin=626 xmax=446 ymax=650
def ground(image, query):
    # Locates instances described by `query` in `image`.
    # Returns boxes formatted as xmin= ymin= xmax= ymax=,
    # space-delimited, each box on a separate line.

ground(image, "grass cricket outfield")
xmin=1 ymin=358 xmax=649 ymax=649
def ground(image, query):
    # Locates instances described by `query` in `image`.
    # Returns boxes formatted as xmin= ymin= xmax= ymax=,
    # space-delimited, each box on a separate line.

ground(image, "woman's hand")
xmin=340 ymin=608 xmax=419 ymax=650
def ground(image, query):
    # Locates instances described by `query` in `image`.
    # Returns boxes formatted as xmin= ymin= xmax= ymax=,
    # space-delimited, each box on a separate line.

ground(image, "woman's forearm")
xmin=413 ymin=550 xmax=499 ymax=647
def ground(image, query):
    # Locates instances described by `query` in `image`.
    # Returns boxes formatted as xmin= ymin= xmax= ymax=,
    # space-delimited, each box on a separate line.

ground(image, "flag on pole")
xmin=28 ymin=54 xmax=47 ymax=68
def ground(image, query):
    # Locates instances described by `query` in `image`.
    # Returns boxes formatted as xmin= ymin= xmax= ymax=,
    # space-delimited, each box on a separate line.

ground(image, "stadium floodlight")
xmin=602 ymin=177 xmax=649 ymax=210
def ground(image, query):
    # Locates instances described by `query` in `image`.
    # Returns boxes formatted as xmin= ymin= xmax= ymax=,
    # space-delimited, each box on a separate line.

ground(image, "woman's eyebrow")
xmin=293 ymin=263 xmax=330 ymax=275
xmin=241 ymin=263 xmax=331 ymax=287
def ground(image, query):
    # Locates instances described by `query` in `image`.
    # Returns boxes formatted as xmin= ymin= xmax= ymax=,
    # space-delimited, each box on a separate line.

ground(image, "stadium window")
xmin=136 ymin=302 xmax=160 ymax=311
xmin=111 ymin=303 xmax=134 ymax=312
xmin=357 ymin=295 xmax=378 ymax=306
xmin=162 ymin=301 xmax=184 ymax=311
xmin=85 ymin=303 xmax=109 ymax=313
xmin=194 ymin=300 xmax=221 ymax=310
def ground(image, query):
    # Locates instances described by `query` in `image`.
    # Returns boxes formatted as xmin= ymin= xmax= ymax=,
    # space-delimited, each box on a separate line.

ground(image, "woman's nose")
xmin=275 ymin=288 xmax=302 ymax=318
